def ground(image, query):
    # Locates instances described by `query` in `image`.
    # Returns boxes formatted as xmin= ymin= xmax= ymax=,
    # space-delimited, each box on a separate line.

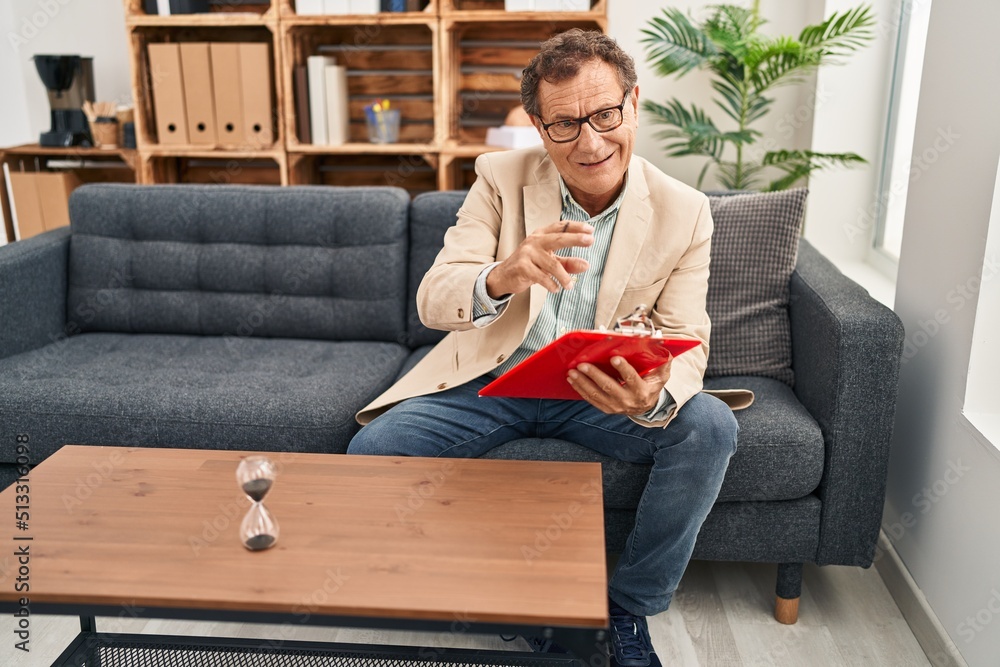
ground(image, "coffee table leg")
xmin=80 ymin=616 xmax=96 ymax=633
xmin=550 ymin=628 xmax=608 ymax=667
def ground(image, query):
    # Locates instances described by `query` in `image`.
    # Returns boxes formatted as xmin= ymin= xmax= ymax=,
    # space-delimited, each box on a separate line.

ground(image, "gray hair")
xmin=520 ymin=29 xmax=638 ymax=118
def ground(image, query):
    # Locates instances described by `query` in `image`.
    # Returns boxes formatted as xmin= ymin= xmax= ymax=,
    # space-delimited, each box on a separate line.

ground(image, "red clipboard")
xmin=478 ymin=330 xmax=701 ymax=400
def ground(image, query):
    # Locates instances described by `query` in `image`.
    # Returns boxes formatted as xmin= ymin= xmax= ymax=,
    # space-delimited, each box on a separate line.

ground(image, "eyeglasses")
xmin=539 ymin=91 xmax=630 ymax=143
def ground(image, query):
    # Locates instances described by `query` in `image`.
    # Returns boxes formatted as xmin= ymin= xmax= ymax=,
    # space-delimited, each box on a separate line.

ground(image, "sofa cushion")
xmin=0 ymin=333 xmax=409 ymax=462
xmin=483 ymin=375 xmax=823 ymax=505
xmin=67 ymin=184 xmax=411 ymax=343
xmin=406 ymin=191 xmax=466 ymax=348
xmin=705 ymin=189 xmax=808 ymax=385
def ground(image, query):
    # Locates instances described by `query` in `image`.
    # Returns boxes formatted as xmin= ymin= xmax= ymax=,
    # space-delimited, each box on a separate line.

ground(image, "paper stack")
xmin=485 ymin=126 xmax=543 ymax=149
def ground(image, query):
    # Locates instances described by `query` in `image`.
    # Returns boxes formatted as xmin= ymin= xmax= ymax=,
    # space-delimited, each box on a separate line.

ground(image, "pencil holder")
xmin=91 ymin=117 xmax=119 ymax=149
xmin=366 ymin=109 xmax=400 ymax=144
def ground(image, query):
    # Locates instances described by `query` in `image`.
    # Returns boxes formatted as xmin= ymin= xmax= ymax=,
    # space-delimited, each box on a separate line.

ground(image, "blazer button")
xmin=457 ymin=308 xmax=465 ymax=318
xmin=437 ymin=382 xmax=447 ymax=390
xmin=496 ymin=354 xmax=505 ymax=363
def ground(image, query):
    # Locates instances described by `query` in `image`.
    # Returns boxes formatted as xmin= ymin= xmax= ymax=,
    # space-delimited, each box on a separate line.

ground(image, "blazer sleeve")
xmin=416 ymin=154 xmax=507 ymax=331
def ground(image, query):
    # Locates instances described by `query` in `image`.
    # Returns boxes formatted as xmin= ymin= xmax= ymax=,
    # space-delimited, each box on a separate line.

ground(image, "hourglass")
xmin=236 ymin=455 xmax=280 ymax=551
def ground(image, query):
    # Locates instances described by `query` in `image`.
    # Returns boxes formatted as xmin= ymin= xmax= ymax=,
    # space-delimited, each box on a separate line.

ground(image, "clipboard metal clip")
xmin=611 ymin=304 xmax=663 ymax=338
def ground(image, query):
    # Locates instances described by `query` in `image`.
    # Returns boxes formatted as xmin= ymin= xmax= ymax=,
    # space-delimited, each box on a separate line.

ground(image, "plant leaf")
xmin=641 ymin=9 xmax=719 ymax=78
xmin=762 ymin=149 xmax=867 ymax=190
xmin=716 ymin=160 xmax=764 ymax=191
xmin=799 ymin=4 xmax=876 ymax=60
xmin=748 ymin=37 xmax=823 ymax=93
xmin=643 ymin=99 xmax=757 ymax=161
xmin=704 ymin=4 xmax=757 ymax=59
xmin=711 ymin=78 xmax=744 ymax=123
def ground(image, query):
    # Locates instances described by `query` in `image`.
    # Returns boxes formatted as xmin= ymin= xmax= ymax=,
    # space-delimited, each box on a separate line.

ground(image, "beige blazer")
xmin=357 ymin=147 xmax=753 ymax=427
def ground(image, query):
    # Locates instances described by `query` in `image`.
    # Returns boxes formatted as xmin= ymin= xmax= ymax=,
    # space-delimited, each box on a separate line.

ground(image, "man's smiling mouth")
xmin=579 ymin=153 xmax=614 ymax=167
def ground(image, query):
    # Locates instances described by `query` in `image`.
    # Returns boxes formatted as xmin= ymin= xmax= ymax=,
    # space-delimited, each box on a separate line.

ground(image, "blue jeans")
xmin=348 ymin=375 xmax=738 ymax=616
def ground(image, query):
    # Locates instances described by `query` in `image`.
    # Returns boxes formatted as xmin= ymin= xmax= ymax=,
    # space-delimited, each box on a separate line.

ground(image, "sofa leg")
xmin=774 ymin=562 xmax=803 ymax=625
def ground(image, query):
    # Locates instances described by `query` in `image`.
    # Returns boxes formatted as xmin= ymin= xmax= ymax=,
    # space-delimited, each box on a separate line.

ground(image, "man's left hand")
xmin=567 ymin=356 xmax=672 ymax=415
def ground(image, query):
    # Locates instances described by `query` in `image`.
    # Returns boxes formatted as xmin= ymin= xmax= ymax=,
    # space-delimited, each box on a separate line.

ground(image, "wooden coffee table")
xmin=0 ymin=445 xmax=609 ymax=666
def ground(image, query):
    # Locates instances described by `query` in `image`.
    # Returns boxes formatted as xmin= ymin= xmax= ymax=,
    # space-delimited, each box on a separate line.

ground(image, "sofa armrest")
xmin=789 ymin=239 xmax=904 ymax=567
xmin=0 ymin=228 xmax=70 ymax=361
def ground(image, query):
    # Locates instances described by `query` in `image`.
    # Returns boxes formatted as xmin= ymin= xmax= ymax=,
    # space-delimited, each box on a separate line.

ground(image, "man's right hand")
xmin=486 ymin=220 xmax=595 ymax=298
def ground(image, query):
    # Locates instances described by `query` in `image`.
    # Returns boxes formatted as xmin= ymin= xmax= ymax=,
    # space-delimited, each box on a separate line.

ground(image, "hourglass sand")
xmin=236 ymin=456 xmax=280 ymax=551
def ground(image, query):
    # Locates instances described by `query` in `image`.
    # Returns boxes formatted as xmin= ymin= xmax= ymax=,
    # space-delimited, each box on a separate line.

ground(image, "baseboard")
xmin=874 ymin=531 xmax=969 ymax=667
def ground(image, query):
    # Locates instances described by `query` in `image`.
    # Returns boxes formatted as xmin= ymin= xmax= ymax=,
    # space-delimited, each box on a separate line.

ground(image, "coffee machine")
xmin=33 ymin=55 xmax=95 ymax=147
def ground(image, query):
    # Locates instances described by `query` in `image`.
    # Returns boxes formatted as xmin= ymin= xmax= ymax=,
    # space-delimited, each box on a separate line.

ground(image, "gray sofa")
xmin=0 ymin=184 xmax=904 ymax=623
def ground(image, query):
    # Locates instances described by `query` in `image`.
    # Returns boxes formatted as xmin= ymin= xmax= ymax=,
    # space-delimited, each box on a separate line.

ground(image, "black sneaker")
xmin=608 ymin=598 xmax=661 ymax=667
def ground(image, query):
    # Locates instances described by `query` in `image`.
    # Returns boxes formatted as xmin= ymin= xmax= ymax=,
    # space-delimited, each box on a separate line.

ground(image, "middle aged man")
xmin=350 ymin=29 xmax=749 ymax=667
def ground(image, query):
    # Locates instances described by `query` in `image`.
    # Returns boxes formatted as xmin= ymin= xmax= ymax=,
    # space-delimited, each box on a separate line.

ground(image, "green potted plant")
xmin=641 ymin=2 xmax=875 ymax=191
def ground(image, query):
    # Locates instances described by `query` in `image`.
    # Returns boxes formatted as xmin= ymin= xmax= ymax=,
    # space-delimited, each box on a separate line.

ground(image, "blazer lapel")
xmin=522 ymin=156 xmax=563 ymax=323
xmin=595 ymin=159 xmax=653 ymax=328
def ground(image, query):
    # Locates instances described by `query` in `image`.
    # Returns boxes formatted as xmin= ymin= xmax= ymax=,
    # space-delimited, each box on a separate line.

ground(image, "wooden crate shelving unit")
xmin=120 ymin=0 xmax=607 ymax=194
xmin=0 ymin=144 xmax=139 ymax=242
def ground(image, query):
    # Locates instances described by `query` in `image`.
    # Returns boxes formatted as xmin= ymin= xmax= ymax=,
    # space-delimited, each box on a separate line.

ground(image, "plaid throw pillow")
xmin=705 ymin=188 xmax=808 ymax=385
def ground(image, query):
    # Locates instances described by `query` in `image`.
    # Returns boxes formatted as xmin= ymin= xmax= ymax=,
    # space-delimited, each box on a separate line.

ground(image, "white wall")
xmin=0 ymin=3 xmax=32 ymax=146
xmin=609 ymin=0 xmax=824 ymax=191
xmin=885 ymin=0 xmax=1000 ymax=665
xmin=1 ymin=0 xmax=130 ymax=146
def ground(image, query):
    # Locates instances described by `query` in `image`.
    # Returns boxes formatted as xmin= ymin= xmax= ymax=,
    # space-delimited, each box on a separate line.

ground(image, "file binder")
xmin=239 ymin=42 xmax=274 ymax=148
xmin=179 ymin=43 xmax=218 ymax=146
xmin=479 ymin=330 xmax=701 ymax=401
xmin=147 ymin=43 xmax=189 ymax=145
xmin=210 ymin=43 xmax=245 ymax=147
xmin=7 ymin=171 xmax=80 ymax=241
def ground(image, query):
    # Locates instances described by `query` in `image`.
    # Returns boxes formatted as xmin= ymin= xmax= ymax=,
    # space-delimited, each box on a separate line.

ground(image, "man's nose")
xmin=576 ymin=121 xmax=604 ymax=151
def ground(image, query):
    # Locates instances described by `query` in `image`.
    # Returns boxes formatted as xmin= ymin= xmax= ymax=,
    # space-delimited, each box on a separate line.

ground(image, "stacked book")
xmin=295 ymin=56 xmax=351 ymax=145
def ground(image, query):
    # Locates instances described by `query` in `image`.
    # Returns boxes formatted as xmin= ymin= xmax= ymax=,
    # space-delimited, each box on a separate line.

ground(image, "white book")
xmin=297 ymin=0 xmax=324 ymax=14
xmin=349 ymin=0 xmax=380 ymax=13
xmin=324 ymin=64 xmax=350 ymax=146
xmin=307 ymin=55 xmax=336 ymax=145
xmin=323 ymin=0 xmax=350 ymax=13
xmin=156 ymin=0 xmax=171 ymax=15
xmin=1 ymin=163 xmax=12 ymax=245
xmin=505 ymin=0 xmax=533 ymax=9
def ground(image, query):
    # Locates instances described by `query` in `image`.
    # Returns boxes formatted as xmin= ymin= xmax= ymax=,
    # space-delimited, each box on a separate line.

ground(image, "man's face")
xmin=532 ymin=59 xmax=639 ymax=207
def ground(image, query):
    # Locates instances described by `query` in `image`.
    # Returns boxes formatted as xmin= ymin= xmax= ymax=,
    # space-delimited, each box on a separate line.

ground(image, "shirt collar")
xmin=558 ymin=173 xmax=629 ymax=221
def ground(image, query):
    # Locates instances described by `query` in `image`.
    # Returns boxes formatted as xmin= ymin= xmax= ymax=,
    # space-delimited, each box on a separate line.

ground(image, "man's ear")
xmin=530 ymin=115 xmax=545 ymax=139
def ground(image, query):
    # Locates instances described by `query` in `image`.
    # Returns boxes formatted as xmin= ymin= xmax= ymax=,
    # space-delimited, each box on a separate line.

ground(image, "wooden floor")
xmin=0 ymin=560 xmax=931 ymax=666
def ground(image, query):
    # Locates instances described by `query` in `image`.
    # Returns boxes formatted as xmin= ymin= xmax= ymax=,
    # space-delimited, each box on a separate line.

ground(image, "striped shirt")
xmin=471 ymin=174 xmax=674 ymax=420
xmin=481 ymin=176 xmax=626 ymax=376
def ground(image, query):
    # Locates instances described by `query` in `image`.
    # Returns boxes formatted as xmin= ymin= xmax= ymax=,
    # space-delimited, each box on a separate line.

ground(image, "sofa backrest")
xmin=406 ymin=191 xmax=467 ymax=348
xmin=67 ymin=184 xmax=410 ymax=343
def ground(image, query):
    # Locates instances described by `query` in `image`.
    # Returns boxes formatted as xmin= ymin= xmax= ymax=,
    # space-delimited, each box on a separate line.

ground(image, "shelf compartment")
xmin=141 ymin=153 xmax=285 ymax=185
xmin=129 ymin=25 xmax=282 ymax=151
xmin=442 ymin=19 xmax=601 ymax=144
xmin=123 ymin=0 xmax=276 ymax=23
xmin=440 ymin=0 xmax=606 ymax=19
xmin=438 ymin=153 xmax=478 ymax=190
xmin=279 ymin=0 xmax=436 ymax=21
xmin=1 ymin=146 xmax=139 ymax=242
xmin=282 ymin=22 xmax=438 ymax=148
xmin=289 ymin=153 xmax=437 ymax=197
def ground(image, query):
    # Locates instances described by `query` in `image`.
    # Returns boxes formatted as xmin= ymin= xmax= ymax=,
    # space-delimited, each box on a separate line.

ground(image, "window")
xmin=873 ymin=0 xmax=933 ymax=265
